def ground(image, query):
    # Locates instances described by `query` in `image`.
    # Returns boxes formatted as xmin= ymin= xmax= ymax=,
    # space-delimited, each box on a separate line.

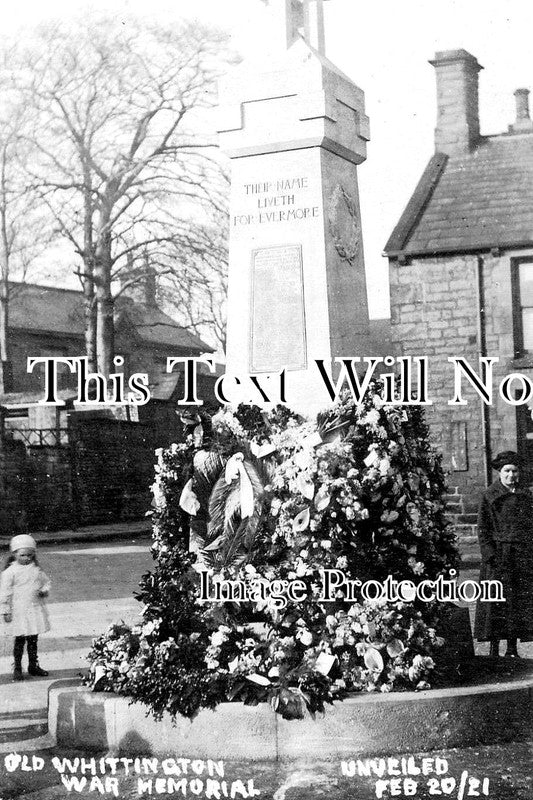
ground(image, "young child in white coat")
xmin=1 ymin=534 xmax=50 ymax=681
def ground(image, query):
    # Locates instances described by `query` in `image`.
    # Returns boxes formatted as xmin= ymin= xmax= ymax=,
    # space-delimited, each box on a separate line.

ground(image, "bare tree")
xmin=12 ymin=13 xmax=230 ymax=373
xmin=0 ymin=75 xmax=50 ymax=393
xmin=160 ymin=207 xmax=228 ymax=352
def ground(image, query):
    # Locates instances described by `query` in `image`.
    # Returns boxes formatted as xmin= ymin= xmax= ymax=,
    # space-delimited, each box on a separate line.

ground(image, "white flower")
xmin=363 ymin=409 xmax=380 ymax=428
xmin=378 ymin=457 xmax=391 ymax=476
xmin=271 ymin=498 xmax=282 ymax=516
xmin=142 ymin=621 xmax=158 ymax=636
xmin=297 ymin=629 xmax=313 ymax=646
xmin=211 ymin=630 xmax=227 ymax=647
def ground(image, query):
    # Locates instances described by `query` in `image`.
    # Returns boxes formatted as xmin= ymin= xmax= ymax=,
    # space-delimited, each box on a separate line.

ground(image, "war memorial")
xmin=35 ymin=1 xmax=533 ymax=796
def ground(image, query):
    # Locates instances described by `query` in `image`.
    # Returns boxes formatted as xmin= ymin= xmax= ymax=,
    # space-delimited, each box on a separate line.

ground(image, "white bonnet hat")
xmin=10 ymin=534 xmax=37 ymax=552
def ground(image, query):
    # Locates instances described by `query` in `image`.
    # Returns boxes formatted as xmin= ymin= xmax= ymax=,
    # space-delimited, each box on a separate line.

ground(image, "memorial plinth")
xmin=49 ymin=666 xmax=533 ymax=759
xmin=218 ymin=39 xmax=371 ymax=413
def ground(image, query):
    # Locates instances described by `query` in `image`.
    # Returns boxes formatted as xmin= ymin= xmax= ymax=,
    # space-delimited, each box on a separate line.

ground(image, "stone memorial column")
xmin=218 ymin=0 xmax=370 ymax=413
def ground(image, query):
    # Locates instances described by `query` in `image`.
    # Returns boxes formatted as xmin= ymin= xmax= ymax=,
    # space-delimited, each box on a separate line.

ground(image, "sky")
xmin=5 ymin=0 xmax=533 ymax=318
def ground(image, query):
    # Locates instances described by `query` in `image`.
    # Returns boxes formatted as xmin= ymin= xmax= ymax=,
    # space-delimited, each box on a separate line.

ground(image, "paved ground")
xmin=0 ymin=519 xmax=151 ymax=550
xmin=0 ymin=535 xmax=154 ymax=753
xmin=0 ymin=538 xmax=532 ymax=799
xmin=0 ymin=742 xmax=532 ymax=799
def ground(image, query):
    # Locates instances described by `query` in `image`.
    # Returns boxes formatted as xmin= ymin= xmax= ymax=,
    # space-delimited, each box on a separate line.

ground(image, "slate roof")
xmin=8 ymin=282 xmax=212 ymax=353
xmin=10 ymin=283 xmax=85 ymax=337
xmin=117 ymin=302 xmax=210 ymax=351
xmin=384 ymin=132 xmax=533 ymax=257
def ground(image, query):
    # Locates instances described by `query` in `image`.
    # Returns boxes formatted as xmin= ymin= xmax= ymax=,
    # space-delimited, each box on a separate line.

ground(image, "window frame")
xmin=511 ymin=255 xmax=533 ymax=358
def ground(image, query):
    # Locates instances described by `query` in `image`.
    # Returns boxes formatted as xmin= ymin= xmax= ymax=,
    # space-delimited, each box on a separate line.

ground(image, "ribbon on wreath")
xmin=224 ymin=453 xmax=254 ymax=519
xmin=179 ymin=479 xmax=200 ymax=516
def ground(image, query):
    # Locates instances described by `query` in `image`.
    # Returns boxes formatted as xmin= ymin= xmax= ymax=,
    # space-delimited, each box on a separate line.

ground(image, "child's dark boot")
xmin=28 ymin=664 xmax=49 ymax=677
xmin=27 ymin=635 xmax=49 ymax=677
xmin=13 ymin=636 xmax=24 ymax=681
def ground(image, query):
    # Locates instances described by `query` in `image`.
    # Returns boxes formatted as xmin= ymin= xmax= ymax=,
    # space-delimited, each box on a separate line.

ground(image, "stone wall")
xmin=389 ymin=249 xmax=533 ymax=557
xmin=390 ymin=254 xmax=484 ymax=499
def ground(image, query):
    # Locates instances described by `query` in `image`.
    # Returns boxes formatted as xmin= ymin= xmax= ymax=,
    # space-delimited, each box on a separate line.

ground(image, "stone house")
xmin=5 ymin=280 xmax=211 ymax=396
xmin=0 ymin=280 xmax=215 ymax=533
xmin=2 ymin=279 xmax=214 ymax=434
xmin=384 ymin=49 xmax=533 ymax=554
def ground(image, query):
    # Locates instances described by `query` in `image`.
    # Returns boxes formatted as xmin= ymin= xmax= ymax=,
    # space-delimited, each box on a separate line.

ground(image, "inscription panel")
xmin=250 ymin=244 xmax=307 ymax=373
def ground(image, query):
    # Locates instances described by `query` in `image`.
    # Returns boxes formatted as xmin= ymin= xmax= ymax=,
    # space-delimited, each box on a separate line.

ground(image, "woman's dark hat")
xmin=491 ymin=451 xmax=520 ymax=470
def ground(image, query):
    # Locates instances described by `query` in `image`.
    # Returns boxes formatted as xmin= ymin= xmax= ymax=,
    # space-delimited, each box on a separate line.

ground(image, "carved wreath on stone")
xmin=327 ymin=184 xmax=361 ymax=265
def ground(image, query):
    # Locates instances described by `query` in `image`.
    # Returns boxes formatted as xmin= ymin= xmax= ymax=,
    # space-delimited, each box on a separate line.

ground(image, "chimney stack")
xmin=430 ymin=49 xmax=483 ymax=155
xmin=509 ymin=88 xmax=533 ymax=133
xmin=142 ymin=251 xmax=157 ymax=307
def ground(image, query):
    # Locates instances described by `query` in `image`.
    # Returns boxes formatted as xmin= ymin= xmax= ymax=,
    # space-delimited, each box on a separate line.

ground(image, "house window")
xmin=513 ymin=257 xmax=533 ymax=355
xmin=516 ymin=401 xmax=533 ymax=486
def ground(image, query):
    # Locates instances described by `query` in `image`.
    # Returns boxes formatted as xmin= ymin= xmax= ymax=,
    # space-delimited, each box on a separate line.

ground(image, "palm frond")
xmin=203 ymin=458 xmax=264 ymax=569
xmin=192 ymin=451 xmax=224 ymax=509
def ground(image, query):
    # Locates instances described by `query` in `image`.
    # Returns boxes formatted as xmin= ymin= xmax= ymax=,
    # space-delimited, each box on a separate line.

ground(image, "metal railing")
xmin=4 ymin=427 xmax=69 ymax=447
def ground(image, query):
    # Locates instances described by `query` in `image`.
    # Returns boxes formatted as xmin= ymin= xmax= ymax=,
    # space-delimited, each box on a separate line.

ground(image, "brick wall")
xmin=0 ymin=414 xmax=159 ymax=534
xmin=24 ymin=446 xmax=76 ymax=531
xmin=0 ymin=433 xmax=29 ymax=537
xmin=68 ymin=416 xmax=155 ymax=526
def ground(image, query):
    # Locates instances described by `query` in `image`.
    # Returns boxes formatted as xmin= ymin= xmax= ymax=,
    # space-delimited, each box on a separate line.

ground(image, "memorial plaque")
xmin=250 ymin=244 xmax=307 ymax=372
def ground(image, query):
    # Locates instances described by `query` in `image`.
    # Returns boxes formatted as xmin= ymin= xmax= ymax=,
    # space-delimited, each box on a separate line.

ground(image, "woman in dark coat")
xmin=474 ymin=451 xmax=533 ymax=657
